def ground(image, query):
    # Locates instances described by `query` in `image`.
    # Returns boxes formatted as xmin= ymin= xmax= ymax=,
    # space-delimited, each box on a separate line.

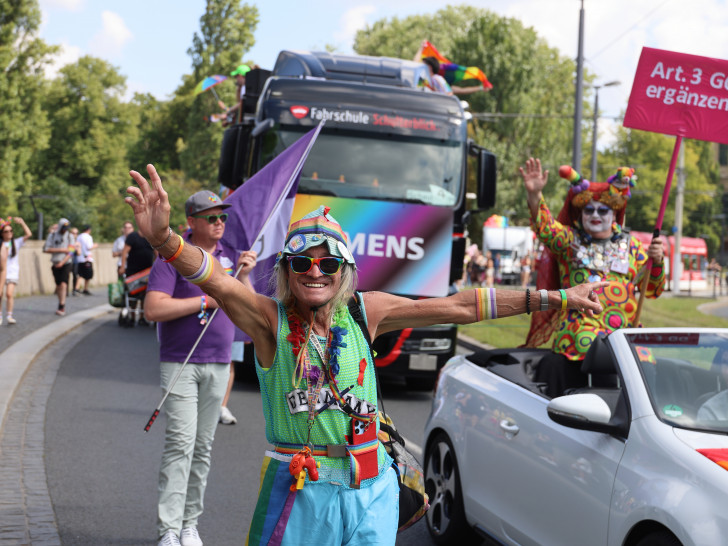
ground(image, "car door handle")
xmin=499 ymin=419 xmax=520 ymax=439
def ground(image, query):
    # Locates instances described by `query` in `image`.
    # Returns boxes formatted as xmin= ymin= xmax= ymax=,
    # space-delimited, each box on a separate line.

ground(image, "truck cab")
xmin=219 ymin=50 xmax=496 ymax=388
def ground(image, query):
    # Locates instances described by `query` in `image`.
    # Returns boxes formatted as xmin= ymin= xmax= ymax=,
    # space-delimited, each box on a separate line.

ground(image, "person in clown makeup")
xmin=519 ymin=158 xmax=666 ymax=398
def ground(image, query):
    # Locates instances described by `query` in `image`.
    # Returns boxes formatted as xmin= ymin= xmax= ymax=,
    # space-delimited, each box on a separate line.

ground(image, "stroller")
xmin=109 ymin=267 xmax=152 ymax=327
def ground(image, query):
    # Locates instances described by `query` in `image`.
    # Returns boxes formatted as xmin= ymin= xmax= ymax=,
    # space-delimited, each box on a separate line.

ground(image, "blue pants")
xmin=248 ymin=453 xmax=399 ymax=545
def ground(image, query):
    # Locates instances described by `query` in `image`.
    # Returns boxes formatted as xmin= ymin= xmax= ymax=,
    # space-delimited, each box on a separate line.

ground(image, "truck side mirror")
xmin=218 ymin=124 xmax=251 ymax=189
xmin=468 ymin=141 xmax=497 ymax=210
xmin=476 ymin=148 xmax=497 ymax=210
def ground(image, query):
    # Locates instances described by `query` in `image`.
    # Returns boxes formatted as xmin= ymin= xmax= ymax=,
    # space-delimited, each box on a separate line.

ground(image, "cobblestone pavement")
xmin=0 ymin=293 xmax=113 ymax=546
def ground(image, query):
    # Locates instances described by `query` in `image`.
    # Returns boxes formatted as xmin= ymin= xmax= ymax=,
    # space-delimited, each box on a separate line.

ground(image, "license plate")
xmin=409 ymin=354 xmax=437 ymax=371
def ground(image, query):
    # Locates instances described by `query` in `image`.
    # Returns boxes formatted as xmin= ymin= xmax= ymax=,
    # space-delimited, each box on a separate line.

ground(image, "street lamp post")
xmin=572 ymin=0 xmax=585 ymax=170
xmin=590 ymin=80 xmax=621 ymax=180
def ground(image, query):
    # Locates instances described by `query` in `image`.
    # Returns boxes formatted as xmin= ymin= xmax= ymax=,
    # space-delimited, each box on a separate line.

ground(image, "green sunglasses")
xmin=194 ymin=213 xmax=229 ymax=224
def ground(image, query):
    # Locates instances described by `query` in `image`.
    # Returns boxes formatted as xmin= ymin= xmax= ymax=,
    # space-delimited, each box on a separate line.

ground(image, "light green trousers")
xmin=157 ymin=362 xmax=229 ymax=538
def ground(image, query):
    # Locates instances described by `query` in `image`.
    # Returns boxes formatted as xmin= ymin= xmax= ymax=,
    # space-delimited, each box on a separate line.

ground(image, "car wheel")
xmin=424 ymin=432 xmax=478 ymax=545
xmin=635 ymin=531 xmax=682 ymax=546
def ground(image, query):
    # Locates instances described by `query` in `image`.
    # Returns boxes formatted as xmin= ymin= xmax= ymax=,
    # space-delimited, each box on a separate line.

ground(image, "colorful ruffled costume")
xmin=525 ymin=166 xmax=665 ymax=360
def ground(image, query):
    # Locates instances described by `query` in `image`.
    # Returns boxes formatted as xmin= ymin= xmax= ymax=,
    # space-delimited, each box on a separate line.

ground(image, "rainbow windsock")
xmin=419 ymin=41 xmax=493 ymax=90
xmin=484 ymin=214 xmax=508 ymax=228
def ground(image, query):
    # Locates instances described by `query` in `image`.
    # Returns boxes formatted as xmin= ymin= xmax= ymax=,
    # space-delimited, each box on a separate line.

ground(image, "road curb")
xmin=0 ymin=304 xmax=114 ymax=436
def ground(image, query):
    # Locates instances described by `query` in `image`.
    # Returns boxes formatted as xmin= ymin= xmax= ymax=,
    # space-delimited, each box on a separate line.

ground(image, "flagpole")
xmin=143 ymin=121 xmax=324 ymax=432
xmin=633 ymin=134 xmax=683 ymax=326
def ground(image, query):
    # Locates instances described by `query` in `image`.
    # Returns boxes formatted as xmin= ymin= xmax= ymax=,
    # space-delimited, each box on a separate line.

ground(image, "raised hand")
xmin=126 ymin=164 xmax=172 ymax=247
xmin=519 ymin=157 xmax=549 ymax=195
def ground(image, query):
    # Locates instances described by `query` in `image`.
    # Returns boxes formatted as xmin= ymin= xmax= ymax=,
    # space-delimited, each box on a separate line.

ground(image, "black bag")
xmin=348 ymin=294 xmax=430 ymax=532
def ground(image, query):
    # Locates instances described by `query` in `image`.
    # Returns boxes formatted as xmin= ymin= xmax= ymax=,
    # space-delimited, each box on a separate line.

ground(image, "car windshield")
xmin=627 ymin=331 xmax=728 ymax=434
xmin=260 ymin=128 xmax=463 ymax=207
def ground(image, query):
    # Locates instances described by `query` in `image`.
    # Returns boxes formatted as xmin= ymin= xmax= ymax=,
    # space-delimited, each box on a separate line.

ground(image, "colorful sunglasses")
xmin=287 ymin=255 xmax=344 ymax=275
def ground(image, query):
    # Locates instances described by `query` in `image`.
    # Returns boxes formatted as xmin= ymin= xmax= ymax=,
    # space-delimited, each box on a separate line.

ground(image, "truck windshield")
xmin=260 ymin=128 xmax=463 ymax=207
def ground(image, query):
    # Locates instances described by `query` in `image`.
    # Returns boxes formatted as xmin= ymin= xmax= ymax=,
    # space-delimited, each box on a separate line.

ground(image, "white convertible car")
xmin=423 ymin=328 xmax=728 ymax=546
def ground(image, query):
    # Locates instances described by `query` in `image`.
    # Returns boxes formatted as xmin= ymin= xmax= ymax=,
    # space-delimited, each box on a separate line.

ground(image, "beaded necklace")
xmin=571 ymin=223 xmax=629 ymax=274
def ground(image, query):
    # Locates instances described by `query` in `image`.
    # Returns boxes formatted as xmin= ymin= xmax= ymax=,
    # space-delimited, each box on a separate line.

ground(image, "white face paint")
xmin=581 ymin=199 xmax=614 ymax=238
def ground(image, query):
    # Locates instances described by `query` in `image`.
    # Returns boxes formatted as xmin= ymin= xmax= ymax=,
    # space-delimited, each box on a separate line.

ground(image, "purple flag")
xmin=223 ymin=123 xmax=323 ymax=295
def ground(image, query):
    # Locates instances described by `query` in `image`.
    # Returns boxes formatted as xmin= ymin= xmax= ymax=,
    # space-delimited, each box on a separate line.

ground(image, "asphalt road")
xmin=38 ymin=311 xmax=449 ymax=545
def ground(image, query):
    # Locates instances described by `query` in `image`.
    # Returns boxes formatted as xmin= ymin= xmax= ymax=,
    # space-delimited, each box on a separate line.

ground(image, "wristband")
xmin=198 ymin=294 xmax=209 ymax=325
xmin=162 ymin=236 xmax=184 ymax=263
xmin=184 ymin=247 xmax=214 ymax=285
xmin=538 ymin=289 xmax=549 ymax=312
xmin=474 ymin=288 xmax=497 ymax=321
xmin=151 ymin=227 xmax=174 ymax=250
xmin=559 ymin=289 xmax=567 ymax=310
xmin=525 ymin=288 xmax=531 ymax=315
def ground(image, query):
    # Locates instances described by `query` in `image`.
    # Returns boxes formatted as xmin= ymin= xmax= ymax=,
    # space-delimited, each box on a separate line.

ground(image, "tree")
xmin=32 ymin=56 xmax=137 ymax=239
xmin=179 ymin=0 xmax=259 ymax=184
xmin=0 ymin=0 xmax=56 ymax=216
xmin=354 ymin=6 xmax=578 ymax=247
xmin=602 ymin=128 xmax=721 ymax=253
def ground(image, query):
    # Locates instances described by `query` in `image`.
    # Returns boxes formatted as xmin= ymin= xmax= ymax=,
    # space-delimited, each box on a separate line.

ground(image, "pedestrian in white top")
xmin=76 ymin=224 xmax=98 ymax=295
xmin=1 ymin=217 xmax=32 ymax=324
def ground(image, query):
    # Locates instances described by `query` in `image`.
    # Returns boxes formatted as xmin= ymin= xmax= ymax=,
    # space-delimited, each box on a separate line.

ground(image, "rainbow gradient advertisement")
xmin=291 ymin=195 xmax=453 ymax=297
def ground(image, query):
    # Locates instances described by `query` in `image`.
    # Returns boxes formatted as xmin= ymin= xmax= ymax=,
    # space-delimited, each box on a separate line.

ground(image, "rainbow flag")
xmin=420 ymin=40 xmax=493 ymax=90
xmin=484 ymin=214 xmax=508 ymax=228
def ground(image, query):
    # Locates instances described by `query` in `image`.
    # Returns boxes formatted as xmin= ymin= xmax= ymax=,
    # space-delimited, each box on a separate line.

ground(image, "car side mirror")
xmin=547 ymin=393 xmax=614 ymax=433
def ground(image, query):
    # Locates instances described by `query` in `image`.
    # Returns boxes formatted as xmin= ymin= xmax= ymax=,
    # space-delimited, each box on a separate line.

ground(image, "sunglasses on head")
xmin=194 ymin=213 xmax=228 ymax=224
xmin=287 ymin=255 xmax=344 ymax=275
xmin=583 ymin=205 xmax=611 ymax=217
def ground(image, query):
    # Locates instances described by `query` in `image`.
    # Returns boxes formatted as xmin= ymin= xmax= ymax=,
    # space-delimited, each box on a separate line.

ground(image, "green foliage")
xmin=601 ymin=129 xmax=721 ymax=252
xmin=354 ymin=5 xmax=577 ymax=247
xmin=0 ymin=0 xmax=56 ymax=216
xmin=180 ymin=0 xmax=259 ymax=184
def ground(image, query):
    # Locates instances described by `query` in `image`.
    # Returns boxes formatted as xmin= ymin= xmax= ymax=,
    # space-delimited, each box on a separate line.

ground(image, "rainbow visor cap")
xmin=278 ymin=206 xmax=355 ymax=266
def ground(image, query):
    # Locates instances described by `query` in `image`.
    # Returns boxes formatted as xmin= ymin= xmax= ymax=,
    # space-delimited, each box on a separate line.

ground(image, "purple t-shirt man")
xmin=147 ymin=232 xmax=239 ymax=363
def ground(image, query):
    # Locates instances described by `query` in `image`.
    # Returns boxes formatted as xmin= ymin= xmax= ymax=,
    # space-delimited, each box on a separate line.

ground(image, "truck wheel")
xmin=424 ymin=432 xmax=478 ymax=545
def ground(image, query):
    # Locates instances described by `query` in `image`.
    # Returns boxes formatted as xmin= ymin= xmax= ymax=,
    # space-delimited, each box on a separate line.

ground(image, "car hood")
xmin=673 ymin=427 xmax=728 ymax=449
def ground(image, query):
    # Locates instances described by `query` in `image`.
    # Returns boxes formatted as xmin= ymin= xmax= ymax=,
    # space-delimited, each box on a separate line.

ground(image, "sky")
xmin=37 ymin=0 xmax=728 ymax=143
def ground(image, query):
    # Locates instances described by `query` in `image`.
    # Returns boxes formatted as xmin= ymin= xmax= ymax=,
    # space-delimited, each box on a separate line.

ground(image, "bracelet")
xmin=162 ymin=236 xmax=184 ymax=263
xmin=151 ymin=227 xmax=174 ymax=250
xmin=184 ymin=247 xmax=214 ymax=285
xmin=474 ymin=288 xmax=497 ymax=321
xmin=525 ymin=288 xmax=531 ymax=315
xmin=198 ymin=294 xmax=209 ymax=325
xmin=559 ymin=289 xmax=567 ymax=310
xmin=538 ymin=289 xmax=549 ymax=312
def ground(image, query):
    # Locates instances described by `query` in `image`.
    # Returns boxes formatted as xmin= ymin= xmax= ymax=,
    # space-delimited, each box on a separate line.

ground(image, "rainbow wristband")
xmin=475 ymin=288 xmax=497 ymax=321
xmin=559 ymin=289 xmax=567 ymax=310
xmin=184 ymin=247 xmax=214 ymax=285
xmin=162 ymin=236 xmax=184 ymax=263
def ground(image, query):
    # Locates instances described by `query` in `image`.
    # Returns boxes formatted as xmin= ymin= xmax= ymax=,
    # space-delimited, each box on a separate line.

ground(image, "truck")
xmin=218 ymin=50 xmax=496 ymax=389
xmin=481 ymin=225 xmax=534 ymax=285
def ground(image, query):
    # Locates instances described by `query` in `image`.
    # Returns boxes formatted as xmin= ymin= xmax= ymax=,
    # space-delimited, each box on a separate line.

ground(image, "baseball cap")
xmin=230 ymin=64 xmax=251 ymax=77
xmin=185 ymin=190 xmax=231 ymax=217
xmin=58 ymin=218 xmax=70 ymax=228
xmin=279 ymin=206 xmax=355 ymax=265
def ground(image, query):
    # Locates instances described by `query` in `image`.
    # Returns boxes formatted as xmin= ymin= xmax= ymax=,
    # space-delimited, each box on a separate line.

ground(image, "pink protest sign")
xmin=623 ymin=47 xmax=728 ymax=144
